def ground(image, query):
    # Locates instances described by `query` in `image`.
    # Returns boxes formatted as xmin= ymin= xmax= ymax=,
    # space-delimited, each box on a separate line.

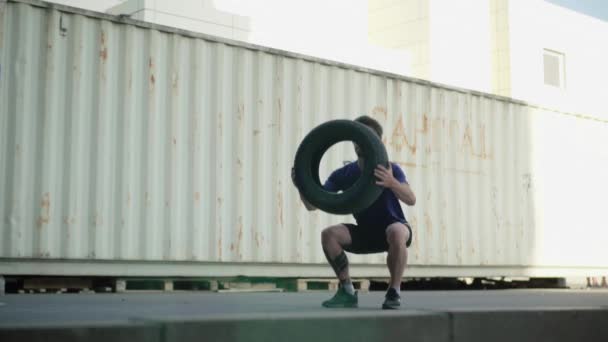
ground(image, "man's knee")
xmin=321 ymin=225 xmax=340 ymax=244
xmin=322 ymin=224 xmax=351 ymax=248
xmin=386 ymin=223 xmax=408 ymax=246
xmin=321 ymin=227 xmax=334 ymax=244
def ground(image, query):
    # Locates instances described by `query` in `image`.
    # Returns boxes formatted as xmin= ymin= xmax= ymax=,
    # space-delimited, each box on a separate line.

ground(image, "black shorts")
xmin=343 ymin=222 xmax=413 ymax=254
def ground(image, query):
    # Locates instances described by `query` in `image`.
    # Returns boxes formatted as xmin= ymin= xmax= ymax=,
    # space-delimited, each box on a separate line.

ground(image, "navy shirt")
xmin=323 ymin=162 xmax=408 ymax=227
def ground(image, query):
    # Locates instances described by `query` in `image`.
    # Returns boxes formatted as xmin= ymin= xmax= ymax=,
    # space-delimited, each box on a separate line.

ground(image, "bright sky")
xmin=47 ymin=0 xmax=608 ymax=24
xmin=546 ymin=0 xmax=608 ymax=21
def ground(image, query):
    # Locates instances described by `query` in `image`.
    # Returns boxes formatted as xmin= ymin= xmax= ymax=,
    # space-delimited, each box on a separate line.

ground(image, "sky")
xmin=546 ymin=0 xmax=608 ymax=21
xmin=48 ymin=0 xmax=608 ymax=23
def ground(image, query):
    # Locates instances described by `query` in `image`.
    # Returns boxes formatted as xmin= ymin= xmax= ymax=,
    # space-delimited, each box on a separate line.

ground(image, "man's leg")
xmin=386 ymin=223 xmax=410 ymax=290
xmin=320 ymin=224 xmax=357 ymax=308
xmin=321 ymin=224 xmax=352 ymax=282
xmin=382 ymin=222 xmax=410 ymax=309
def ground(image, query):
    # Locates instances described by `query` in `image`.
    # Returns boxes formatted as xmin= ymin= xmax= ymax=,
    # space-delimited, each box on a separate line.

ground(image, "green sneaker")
xmin=322 ymin=287 xmax=358 ymax=308
xmin=382 ymin=288 xmax=401 ymax=310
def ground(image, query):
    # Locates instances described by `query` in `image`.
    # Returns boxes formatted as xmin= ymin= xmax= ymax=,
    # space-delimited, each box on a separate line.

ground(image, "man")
xmin=292 ymin=115 xmax=416 ymax=309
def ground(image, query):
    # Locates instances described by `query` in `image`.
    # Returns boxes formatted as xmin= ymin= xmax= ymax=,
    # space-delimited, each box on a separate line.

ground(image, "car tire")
xmin=293 ymin=119 xmax=389 ymax=215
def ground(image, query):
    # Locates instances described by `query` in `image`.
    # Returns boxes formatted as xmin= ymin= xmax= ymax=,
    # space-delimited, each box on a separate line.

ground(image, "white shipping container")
xmin=1 ymin=0 xmax=607 ymax=278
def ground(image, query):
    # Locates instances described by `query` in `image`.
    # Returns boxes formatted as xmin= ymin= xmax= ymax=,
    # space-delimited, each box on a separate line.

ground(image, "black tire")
xmin=293 ymin=119 xmax=389 ymax=215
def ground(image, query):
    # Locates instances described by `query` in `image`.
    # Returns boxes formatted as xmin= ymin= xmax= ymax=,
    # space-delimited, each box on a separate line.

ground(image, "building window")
xmin=543 ymin=49 xmax=565 ymax=88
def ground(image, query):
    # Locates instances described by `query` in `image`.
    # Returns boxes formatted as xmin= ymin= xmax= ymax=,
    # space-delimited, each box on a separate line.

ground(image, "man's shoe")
xmin=322 ymin=287 xmax=358 ymax=308
xmin=382 ymin=288 xmax=401 ymax=309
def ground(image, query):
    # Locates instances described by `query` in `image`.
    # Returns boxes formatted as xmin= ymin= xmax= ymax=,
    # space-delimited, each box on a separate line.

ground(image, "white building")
xmin=369 ymin=0 xmax=608 ymax=119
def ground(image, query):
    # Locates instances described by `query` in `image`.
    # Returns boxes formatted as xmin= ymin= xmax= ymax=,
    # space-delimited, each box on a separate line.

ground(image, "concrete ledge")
xmin=451 ymin=308 xmax=608 ymax=342
xmin=0 ymin=322 xmax=162 ymax=342
xmin=2 ymin=308 xmax=608 ymax=342
xmin=161 ymin=311 xmax=450 ymax=342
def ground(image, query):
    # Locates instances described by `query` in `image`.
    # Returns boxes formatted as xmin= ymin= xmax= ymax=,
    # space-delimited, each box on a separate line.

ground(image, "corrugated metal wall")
xmin=1 ymin=0 xmax=607 ymax=276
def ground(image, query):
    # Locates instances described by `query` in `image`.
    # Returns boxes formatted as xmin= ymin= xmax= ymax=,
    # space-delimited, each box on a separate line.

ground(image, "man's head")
xmin=354 ymin=115 xmax=383 ymax=138
xmin=353 ymin=115 xmax=383 ymax=158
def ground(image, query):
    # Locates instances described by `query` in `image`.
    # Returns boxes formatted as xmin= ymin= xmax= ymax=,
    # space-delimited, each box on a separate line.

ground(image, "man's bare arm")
xmin=374 ymin=165 xmax=416 ymax=206
xmin=389 ymin=181 xmax=416 ymax=206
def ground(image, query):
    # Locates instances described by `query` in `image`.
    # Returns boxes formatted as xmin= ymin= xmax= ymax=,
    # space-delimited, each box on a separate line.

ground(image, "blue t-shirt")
xmin=323 ymin=162 xmax=408 ymax=227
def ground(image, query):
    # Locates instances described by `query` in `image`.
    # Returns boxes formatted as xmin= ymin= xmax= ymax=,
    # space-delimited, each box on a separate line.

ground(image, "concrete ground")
xmin=1 ymin=289 xmax=608 ymax=341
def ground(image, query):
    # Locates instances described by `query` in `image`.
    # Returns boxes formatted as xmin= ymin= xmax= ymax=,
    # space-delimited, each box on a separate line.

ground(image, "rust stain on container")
xmin=424 ymin=212 xmax=433 ymax=236
xmin=99 ymin=31 xmax=107 ymax=61
xmin=420 ymin=114 xmax=430 ymax=134
xmin=36 ymin=193 xmax=51 ymax=228
xmin=394 ymin=161 xmax=426 ymax=169
xmin=99 ymin=48 xmax=107 ymax=61
xmin=218 ymin=236 xmax=223 ymax=260
xmin=372 ymin=106 xmax=388 ymax=120
xmin=171 ymin=72 xmax=178 ymax=93
xmin=461 ymin=125 xmax=474 ymax=151
xmin=255 ymin=232 xmax=261 ymax=248
xmin=522 ymin=173 xmax=533 ymax=192
xmin=277 ymin=186 xmax=284 ymax=227
xmin=63 ymin=216 xmax=76 ymax=226
xmin=389 ymin=114 xmax=493 ymax=161
xmin=390 ymin=117 xmax=417 ymax=154
xmin=217 ymin=196 xmax=223 ymax=260
xmin=149 ymin=57 xmax=155 ymax=86
xmin=194 ymin=192 xmax=200 ymax=202
xmin=238 ymin=103 xmax=244 ymax=121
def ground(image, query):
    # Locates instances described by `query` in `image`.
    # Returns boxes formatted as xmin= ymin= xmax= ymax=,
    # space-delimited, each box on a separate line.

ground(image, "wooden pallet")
xmin=19 ymin=277 xmax=95 ymax=293
xmin=220 ymin=281 xmax=279 ymax=292
xmin=587 ymin=276 xmax=607 ymax=288
xmin=114 ymin=278 xmax=283 ymax=293
xmin=296 ymin=278 xmax=370 ymax=292
xmin=115 ymin=278 xmax=219 ymax=293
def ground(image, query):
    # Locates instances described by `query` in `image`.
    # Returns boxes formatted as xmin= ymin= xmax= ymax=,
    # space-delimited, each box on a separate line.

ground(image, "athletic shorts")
xmin=343 ymin=222 xmax=413 ymax=254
